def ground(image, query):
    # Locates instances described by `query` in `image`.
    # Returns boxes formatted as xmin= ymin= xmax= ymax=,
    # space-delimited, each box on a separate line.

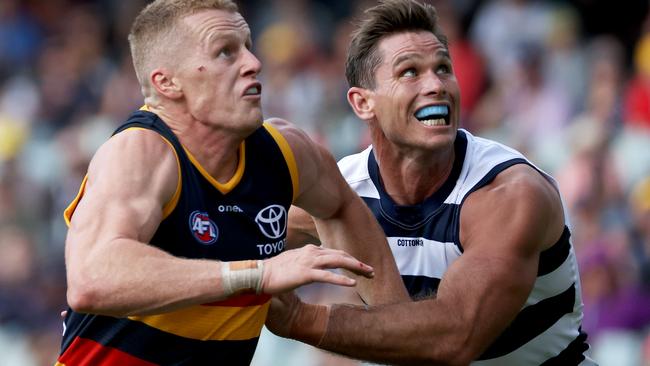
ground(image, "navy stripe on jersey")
xmin=465 ymin=158 xmax=529 ymax=197
xmin=538 ymin=227 xmax=571 ymax=276
xmin=478 ymin=284 xmax=576 ymax=360
xmin=402 ymin=275 xmax=440 ymax=299
xmin=361 ymin=197 xmax=459 ymax=243
xmin=455 ymin=158 xmax=529 ymax=252
xmin=367 ymin=132 xmax=467 ymax=228
xmin=63 ymin=311 xmax=257 ymax=365
xmin=540 ymin=330 xmax=588 ymax=366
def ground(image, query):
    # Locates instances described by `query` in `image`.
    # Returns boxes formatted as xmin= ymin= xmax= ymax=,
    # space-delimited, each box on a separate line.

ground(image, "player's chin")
xmin=419 ymin=130 xmax=456 ymax=150
xmin=239 ymin=106 xmax=263 ymax=124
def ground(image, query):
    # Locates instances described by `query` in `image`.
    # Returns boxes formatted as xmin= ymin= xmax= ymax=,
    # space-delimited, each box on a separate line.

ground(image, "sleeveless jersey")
xmin=57 ymin=110 xmax=298 ymax=366
xmin=339 ymin=129 xmax=596 ymax=365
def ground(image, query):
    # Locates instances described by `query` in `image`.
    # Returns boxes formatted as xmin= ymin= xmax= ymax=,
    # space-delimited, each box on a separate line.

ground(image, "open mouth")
xmin=243 ymin=84 xmax=261 ymax=96
xmin=414 ymin=105 xmax=449 ymax=126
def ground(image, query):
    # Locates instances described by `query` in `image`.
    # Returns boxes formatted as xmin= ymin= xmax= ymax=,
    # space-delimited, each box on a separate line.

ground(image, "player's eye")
xmin=401 ymin=68 xmax=417 ymax=78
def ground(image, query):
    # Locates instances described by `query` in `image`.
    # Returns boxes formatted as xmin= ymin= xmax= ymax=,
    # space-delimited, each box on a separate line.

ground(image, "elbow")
xmin=67 ymin=281 xmax=98 ymax=313
xmin=66 ymin=269 xmax=110 ymax=314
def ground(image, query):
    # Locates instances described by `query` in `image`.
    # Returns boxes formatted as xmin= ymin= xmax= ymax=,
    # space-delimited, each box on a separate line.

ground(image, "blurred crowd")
xmin=1 ymin=0 xmax=650 ymax=364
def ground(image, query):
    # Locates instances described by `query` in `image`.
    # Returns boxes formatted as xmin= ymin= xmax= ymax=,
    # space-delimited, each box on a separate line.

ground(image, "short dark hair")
xmin=345 ymin=0 xmax=448 ymax=89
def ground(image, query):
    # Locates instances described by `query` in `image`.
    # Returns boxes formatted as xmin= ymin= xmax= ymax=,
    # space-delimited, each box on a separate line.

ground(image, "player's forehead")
xmin=377 ymin=31 xmax=447 ymax=65
xmin=181 ymin=9 xmax=251 ymax=45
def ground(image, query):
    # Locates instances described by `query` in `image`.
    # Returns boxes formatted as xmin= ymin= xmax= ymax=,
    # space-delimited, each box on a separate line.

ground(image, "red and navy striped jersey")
xmin=57 ymin=109 xmax=298 ymax=366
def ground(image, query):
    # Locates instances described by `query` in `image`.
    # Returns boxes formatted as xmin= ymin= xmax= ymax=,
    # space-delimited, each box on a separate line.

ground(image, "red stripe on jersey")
xmin=203 ymin=293 xmax=271 ymax=307
xmin=58 ymin=337 xmax=157 ymax=366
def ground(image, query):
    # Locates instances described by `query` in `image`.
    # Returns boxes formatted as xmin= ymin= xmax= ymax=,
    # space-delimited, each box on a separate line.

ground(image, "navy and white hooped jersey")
xmin=58 ymin=109 xmax=298 ymax=366
xmin=339 ymin=129 xmax=596 ymax=365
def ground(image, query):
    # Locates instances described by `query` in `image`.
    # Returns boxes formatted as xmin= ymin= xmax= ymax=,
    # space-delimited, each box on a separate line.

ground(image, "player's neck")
xmin=158 ymin=109 xmax=244 ymax=184
xmin=374 ymin=144 xmax=455 ymax=206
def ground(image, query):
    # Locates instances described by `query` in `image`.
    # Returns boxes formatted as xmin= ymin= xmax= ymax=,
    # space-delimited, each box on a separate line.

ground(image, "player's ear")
xmin=347 ymin=87 xmax=375 ymax=121
xmin=151 ymin=68 xmax=183 ymax=99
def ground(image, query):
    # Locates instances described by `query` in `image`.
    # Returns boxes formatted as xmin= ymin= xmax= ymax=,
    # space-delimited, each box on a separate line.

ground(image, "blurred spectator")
xmin=470 ymin=0 xmax=554 ymax=80
xmin=624 ymin=32 xmax=650 ymax=130
xmin=435 ymin=0 xmax=486 ymax=129
xmin=543 ymin=5 xmax=587 ymax=117
xmin=0 ymin=0 xmax=43 ymax=75
xmin=629 ymin=177 xmax=650 ymax=287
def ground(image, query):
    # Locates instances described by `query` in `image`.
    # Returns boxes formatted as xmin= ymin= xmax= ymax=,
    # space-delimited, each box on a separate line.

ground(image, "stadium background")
xmin=1 ymin=0 xmax=650 ymax=364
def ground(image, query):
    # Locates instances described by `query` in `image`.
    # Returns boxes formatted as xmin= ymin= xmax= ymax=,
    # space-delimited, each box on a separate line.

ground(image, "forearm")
xmin=296 ymin=300 xmax=470 ymax=366
xmin=66 ymin=237 xmax=244 ymax=316
xmin=300 ymin=254 xmax=537 ymax=365
xmin=314 ymin=195 xmax=409 ymax=305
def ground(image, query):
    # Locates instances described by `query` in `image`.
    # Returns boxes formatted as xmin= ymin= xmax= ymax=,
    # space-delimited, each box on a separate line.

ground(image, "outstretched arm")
xmin=269 ymin=165 xmax=567 ymax=365
xmin=269 ymin=118 xmax=409 ymax=305
xmin=65 ymin=129 xmax=374 ymax=317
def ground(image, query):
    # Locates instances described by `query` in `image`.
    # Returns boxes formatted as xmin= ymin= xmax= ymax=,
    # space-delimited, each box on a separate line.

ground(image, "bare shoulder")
xmin=264 ymin=117 xmax=323 ymax=183
xmin=265 ymin=118 xmax=313 ymax=151
xmin=265 ymin=118 xmax=348 ymax=218
xmin=460 ymin=164 xmax=565 ymax=253
xmin=85 ymin=128 xmax=178 ymax=209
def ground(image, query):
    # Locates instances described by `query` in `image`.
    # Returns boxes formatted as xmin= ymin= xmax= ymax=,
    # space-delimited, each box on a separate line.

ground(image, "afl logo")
xmin=189 ymin=211 xmax=218 ymax=245
xmin=255 ymin=204 xmax=287 ymax=239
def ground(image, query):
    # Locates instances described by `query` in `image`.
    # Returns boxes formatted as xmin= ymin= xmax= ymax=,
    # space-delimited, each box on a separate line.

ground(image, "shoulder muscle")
xmin=265 ymin=118 xmax=352 ymax=219
xmin=460 ymin=164 xmax=564 ymax=255
xmin=70 ymin=128 xmax=178 ymax=241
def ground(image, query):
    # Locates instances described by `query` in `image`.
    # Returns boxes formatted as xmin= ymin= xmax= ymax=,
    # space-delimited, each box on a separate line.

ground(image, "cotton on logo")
xmin=255 ymin=205 xmax=287 ymax=239
xmin=189 ymin=211 xmax=218 ymax=245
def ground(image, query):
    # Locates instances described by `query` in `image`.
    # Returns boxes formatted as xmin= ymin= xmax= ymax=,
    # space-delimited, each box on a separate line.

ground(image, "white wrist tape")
xmin=221 ymin=260 xmax=264 ymax=296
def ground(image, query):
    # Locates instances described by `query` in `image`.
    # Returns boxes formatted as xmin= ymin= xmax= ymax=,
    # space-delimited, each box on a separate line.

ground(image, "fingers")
xmin=262 ymin=246 xmax=375 ymax=294
xmin=309 ymin=269 xmax=357 ymax=287
xmin=312 ymin=250 xmax=375 ymax=278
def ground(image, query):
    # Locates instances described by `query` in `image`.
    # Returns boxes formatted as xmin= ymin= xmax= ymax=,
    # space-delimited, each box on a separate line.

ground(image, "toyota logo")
xmin=255 ymin=204 xmax=287 ymax=239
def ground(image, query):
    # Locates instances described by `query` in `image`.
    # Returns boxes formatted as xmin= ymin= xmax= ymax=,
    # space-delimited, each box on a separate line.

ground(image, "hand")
xmin=266 ymin=291 xmax=329 ymax=345
xmin=265 ymin=291 xmax=302 ymax=339
xmin=261 ymin=244 xmax=374 ymax=294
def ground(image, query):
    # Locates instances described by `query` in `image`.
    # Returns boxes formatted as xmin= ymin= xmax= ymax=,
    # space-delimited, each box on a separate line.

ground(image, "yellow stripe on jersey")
xmin=262 ymin=122 xmax=299 ymax=203
xmin=128 ymin=301 xmax=270 ymax=341
xmin=63 ymin=175 xmax=88 ymax=227
xmin=183 ymin=143 xmax=245 ymax=195
xmin=62 ymin=128 xmax=183 ymax=226
xmin=54 ymin=362 xmax=66 ymax=366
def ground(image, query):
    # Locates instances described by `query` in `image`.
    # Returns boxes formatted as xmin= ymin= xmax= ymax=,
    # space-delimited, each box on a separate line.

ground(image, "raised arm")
xmin=272 ymin=165 xmax=566 ymax=365
xmin=65 ymin=129 xmax=374 ymax=317
xmin=267 ymin=118 xmax=408 ymax=305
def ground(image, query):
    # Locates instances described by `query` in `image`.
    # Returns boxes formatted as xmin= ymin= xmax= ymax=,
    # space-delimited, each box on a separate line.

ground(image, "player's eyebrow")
xmin=392 ymin=49 xmax=451 ymax=67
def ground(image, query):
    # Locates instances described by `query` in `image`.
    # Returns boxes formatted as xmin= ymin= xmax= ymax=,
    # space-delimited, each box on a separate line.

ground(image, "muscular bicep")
xmin=65 ymin=129 xmax=178 ymax=264
xmin=441 ymin=164 xmax=566 ymax=357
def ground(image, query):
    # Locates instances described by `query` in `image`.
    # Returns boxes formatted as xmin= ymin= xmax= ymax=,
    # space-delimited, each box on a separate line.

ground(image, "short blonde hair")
xmin=128 ymin=0 xmax=239 ymax=90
